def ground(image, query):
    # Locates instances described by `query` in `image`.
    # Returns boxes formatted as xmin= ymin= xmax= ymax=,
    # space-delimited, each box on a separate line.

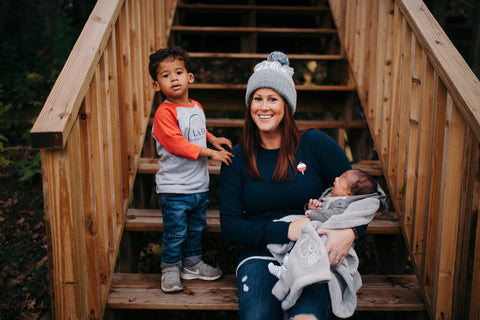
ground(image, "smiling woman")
xmin=219 ymin=52 xmax=358 ymax=320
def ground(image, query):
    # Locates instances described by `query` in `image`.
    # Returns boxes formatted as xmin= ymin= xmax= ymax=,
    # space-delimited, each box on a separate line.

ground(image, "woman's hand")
xmin=316 ymin=228 xmax=355 ymax=267
xmin=287 ymin=217 xmax=310 ymax=241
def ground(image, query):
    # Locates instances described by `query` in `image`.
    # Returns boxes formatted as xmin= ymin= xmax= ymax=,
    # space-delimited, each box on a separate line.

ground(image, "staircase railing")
xmin=30 ymin=0 xmax=176 ymax=318
xmin=329 ymin=0 xmax=480 ymax=319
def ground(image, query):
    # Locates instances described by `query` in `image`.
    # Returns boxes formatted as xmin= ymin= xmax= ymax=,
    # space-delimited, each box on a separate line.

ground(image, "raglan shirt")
xmin=152 ymin=99 xmax=213 ymax=194
xmin=219 ymin=129 xmax=357 ymax=261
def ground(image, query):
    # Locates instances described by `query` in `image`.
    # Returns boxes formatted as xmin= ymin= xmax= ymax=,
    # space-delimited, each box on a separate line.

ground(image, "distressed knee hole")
xmin=241 ymin=275 xmax=249 ymax=292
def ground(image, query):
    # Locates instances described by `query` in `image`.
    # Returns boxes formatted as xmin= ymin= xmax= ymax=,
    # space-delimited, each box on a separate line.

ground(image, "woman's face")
xmin=250 ymin=88 xmax=285 ymax=136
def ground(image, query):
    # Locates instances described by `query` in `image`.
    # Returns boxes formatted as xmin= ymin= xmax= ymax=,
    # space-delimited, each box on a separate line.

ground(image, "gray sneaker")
xmin=161 ymin=266 xmax=183 ymax=293
xmin=181 ymin=261 xmax=222 ymax=281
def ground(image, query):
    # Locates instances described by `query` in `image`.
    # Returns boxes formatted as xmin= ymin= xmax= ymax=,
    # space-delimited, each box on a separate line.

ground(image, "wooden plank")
xmin=107 ymin=274 xmax=424 ymax=311
xmin=385 ymin=4 xmax=403 ymax=204
xmin=137 ymin=158 xmax=383 ymax=176
xmin=344 ymin=0 xmax=355 ymax=64
xmin=89 ymin=63 xmax=111 ymax=287
xmin=105 ymin=27 xmax=124 ymax=227
xmin=452 ymin=130 xmax=479 ymax=318
xmin=188 ymin=52 xmax=343 ymax=60
xmin=371 ymin=0 xmax=391 ymax=144
xmin=365 ymin=0 xmax=379 ymax=120
xmin=79 ymin=101 xmax=103 ymax=319
xmin=115 ymin=3 xmax=135 ymax=200
xmin=99 ymin=48 xmax=120 ymax=271
xmin=433 ymin=95 xmax=466 ymax=319
xmin=171 ymin=26 xmax=337 ymax=35
xmin=124 ymin=208 xmax=400 ymax=235
xmin=352 ymin=0 xmax=368 ymax=99
xmin=398 ymin=28 xmax=417 ymax=230
xmin=177 ymin=4 xmax=330 ymax=13
xmin=128 ymin=0 xmax=144 ymax=156
xmin=378 ymin=0 xmax=395 ymax=166
xmin=204 ymin=118 xmax=367 ymax=129
xmin=422 ymin=81 xmax=448 ymax=309
xmin=410 ymin=58 xmax=435 ymax=266
xmin=30 ymin=0 xmax=125 ymax=149
xmin=189 ymin=84 xmax=355 ymax=91
xmin=84 ymin=70 xmax=108 ymax=319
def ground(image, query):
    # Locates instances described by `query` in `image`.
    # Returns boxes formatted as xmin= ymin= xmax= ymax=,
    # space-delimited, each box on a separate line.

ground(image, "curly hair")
xmin=148 ymin=47 xmax=191 ymax=81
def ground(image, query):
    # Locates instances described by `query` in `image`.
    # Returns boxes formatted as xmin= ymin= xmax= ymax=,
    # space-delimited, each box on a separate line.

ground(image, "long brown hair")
xmin=240 ymin=97 xmax=302 ymax=182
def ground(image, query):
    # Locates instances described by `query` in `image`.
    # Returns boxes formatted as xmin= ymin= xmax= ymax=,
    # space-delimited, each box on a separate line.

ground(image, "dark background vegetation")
xmin=0 ymin=1 xmax=96 ymax=319
xmin=0 ymin=0 xmax=478 ymax=319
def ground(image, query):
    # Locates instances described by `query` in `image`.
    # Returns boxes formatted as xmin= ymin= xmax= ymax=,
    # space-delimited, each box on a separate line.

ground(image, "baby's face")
xmin=331 ymin=171 xmax=355 ymax=197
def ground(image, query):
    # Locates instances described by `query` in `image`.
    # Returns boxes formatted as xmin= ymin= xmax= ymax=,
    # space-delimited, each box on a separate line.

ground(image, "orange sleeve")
xmin=152 ymin=103 xmax=202 ymax=160
xmin=206 ymin=129 xmax=214 ymax=141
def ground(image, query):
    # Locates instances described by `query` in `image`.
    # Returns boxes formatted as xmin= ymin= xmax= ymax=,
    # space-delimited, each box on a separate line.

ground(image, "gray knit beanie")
xmin=245 ymin=51 xmax=297 ymax=114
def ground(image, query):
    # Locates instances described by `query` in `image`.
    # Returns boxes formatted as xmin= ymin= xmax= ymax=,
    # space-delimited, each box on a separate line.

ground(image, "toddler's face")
xmin=152 ymin=57 xmax=194 ymax=104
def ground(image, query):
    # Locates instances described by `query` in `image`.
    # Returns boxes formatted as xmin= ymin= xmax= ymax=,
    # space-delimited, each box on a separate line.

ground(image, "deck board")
xmin=125 ymin=209 xmax=399 ymax=234
xmin=138 ymin=158 xmax=383 ymax=176
xmin=107 ymin=274 xmax=424 ymax=311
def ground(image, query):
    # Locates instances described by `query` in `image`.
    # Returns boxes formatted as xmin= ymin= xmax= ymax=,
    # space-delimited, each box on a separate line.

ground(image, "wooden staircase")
xmin=106 ymin=1 xmax=425 ymax=318
xmin=29 ymin=0 xmax=480 ymax=318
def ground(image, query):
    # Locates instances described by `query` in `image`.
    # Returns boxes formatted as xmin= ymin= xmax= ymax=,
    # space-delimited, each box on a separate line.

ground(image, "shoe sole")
xmin=161 ymin=284 xmax=183 ymax=293
xmin=180 ymin=272 xmax=222 ymax=281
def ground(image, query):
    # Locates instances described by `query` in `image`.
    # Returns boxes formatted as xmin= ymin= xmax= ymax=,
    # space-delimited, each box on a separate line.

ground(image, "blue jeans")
xmin=158 ymin=192 xmax=208 ymax=267
xmin=236 ymin=258 xmax=332 ymax=320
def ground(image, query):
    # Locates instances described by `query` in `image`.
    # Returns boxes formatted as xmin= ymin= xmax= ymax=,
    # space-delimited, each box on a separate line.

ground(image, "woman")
xmin=219 ymin=52 xmax=366 ymax=320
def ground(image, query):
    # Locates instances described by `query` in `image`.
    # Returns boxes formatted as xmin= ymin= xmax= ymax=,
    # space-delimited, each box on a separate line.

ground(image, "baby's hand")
xmin=307 ymin=199 xmax=322 ymax=210
xmin=209 ymin=136 xmax=232 ymax=151
xmin=211 ymin=149 xmax=234 ymax=166
xmin=305 ymin=210 xmax=312 ymax=218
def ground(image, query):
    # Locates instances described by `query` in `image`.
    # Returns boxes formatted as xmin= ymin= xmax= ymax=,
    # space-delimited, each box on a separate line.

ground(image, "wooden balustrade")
xmin=328 ymin=0 xmax=480 ymax=319
xmin=30 ymin=0 xmax=177 ymax=318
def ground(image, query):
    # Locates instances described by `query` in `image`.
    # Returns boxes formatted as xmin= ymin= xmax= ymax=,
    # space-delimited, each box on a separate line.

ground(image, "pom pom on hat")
xmin=245 ymin=51 xmax=297 ymax=114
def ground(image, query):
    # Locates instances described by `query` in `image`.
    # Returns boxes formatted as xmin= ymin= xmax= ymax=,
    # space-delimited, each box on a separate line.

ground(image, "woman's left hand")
xmin=316 ymin=228 xmax=355 ymax=267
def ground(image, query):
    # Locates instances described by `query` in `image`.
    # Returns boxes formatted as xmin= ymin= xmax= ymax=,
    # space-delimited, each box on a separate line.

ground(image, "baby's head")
xmin=331 ymin=169 xmax=377 ymax=197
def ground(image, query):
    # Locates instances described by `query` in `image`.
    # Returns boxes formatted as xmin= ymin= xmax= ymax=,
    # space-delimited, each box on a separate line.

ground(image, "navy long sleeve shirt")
xmin=219 ymin=130 xmax=363 ymax=261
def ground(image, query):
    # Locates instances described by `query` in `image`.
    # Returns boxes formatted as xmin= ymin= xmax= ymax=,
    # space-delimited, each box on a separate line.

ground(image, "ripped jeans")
xmin=236 ymin=258 xmax=332 ymax=320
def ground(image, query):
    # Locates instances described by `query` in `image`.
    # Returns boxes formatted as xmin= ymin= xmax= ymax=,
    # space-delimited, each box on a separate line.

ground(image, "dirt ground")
xmin=0 ymin=147 xmax=51 ymax=319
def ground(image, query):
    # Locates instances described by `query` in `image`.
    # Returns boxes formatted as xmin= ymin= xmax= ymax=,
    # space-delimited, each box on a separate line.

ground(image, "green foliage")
xmin=16 ymin=152 xmax=42 ymax=184
xmin=0 ymin=0 xmax=96 ymax=147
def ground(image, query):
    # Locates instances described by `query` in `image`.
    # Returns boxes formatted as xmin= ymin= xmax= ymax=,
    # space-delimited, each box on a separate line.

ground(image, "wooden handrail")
xmin=329 ymin=0 xmax=480 ymax=319
xmin=29 ymin=0 xmax=177 ymax=319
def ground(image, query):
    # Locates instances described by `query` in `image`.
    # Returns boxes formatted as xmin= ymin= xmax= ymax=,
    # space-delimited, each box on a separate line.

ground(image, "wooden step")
xmin=124 ymin=209 xmax=400 ymax=235
xmin=137 ymin=158 xmax=383 ymax=176
xmin=188 ymin=52 xmax=344 ymax=60
xmin=205 ymin=119 xmax=367 ymax=129
xmin=146 ymin=118 xmax=369 ymax=130
xmin=107 ymin=273 xmax=424 ymax=312
xmin=171 ymin=26 xmax=337 ymax=35
xmin=177 ymin=4 xmax=330 ymax=14
xmin=188 ymin=84 xmax=355 ymax=91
